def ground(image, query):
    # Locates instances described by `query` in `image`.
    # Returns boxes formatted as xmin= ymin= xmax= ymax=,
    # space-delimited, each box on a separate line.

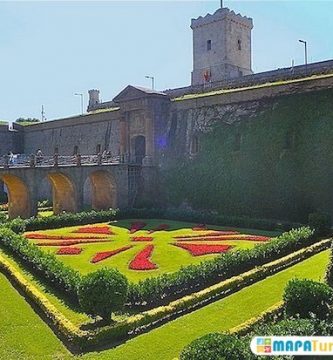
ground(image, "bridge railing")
xmin=0 ymin=154 xmax=124 ymax=169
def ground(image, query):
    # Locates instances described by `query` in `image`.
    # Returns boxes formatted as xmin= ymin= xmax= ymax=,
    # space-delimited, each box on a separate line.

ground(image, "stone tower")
xmin=191 ymin=6 xmax=253 ymax=86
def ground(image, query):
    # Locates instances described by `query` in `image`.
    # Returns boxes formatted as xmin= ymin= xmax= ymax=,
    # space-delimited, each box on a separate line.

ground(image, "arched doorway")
xmin=133 ymin=135 xmax=146 ymax=164
xmin=1 ymin=174 xmax=31 ymax=219
xmin=48 ymin=172 xmax=77 ymax=214
xmin=88 ymin=170 xmax=117 ymax=210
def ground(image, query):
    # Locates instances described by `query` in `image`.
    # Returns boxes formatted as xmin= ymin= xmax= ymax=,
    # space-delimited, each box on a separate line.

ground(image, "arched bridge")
xmin=0 ymin=155 xmax=143 ymax=219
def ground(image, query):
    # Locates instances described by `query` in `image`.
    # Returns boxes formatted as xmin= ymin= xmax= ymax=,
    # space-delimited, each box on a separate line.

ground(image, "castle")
xmin=1 ymin=5 xmax=333 ymax=222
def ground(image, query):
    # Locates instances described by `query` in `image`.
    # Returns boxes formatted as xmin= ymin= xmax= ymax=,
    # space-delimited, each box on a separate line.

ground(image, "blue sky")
xmin=1 ymin=1 xmax=332 ymax=121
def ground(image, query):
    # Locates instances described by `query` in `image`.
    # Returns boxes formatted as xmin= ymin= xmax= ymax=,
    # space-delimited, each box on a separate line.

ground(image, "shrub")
xmin=308 ymin=212 xmax=331 ymax=237
xmin=283 ymin=279 xmax=333 ymax=319
xmin=78 ymin=268 xmax=128 ymax=320
xmin=0 ymin=227 xmax=80 ymax=300
xmin=0 ymin=212 xmax=7 ymax=224
xmin=180 ymin=333 xmax=251 ymax=360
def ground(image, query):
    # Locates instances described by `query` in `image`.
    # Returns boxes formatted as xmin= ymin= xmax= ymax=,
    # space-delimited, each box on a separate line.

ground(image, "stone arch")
xmin=1 ymin=174 xmax=31 ymax=219
xmin=88 ymin=170 xmax=117 ymax=210
xmin=48 ymin=172 xmax=77 ymax=214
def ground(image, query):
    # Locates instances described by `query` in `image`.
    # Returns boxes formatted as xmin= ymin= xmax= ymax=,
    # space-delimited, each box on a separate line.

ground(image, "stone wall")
xmin=23 ymin=110 xmax=121 ymax=156
xmin=161 ymin=81 xmax=333 ymax=221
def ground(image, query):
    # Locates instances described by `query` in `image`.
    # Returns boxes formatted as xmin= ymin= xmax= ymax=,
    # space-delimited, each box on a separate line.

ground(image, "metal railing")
xmin=0 ymin=154 xmax=126 ymax=169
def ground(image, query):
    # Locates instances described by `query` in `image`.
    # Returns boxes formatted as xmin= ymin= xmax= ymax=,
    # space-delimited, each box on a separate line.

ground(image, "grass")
xmin=173 ymin=72 xmax=333 ymax=102
xmin=0 ymin=249 xmax=329 ymax=360
xmin=24 ymin=219 xmax=279 ymax=282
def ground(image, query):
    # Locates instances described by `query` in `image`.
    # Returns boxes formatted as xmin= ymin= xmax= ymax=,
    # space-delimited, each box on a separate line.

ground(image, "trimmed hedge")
xmin=181 ymin=317 xmax=333 ymax=360
xmin=180 ymin=333 xmax=250 ymax=360
xmin=284 ymin=279 xmax=333 ymax=319
xmin=3 ymin=208 xmax=302 ymax=234
xmin=0 ymin=227 xmax=80 ymax=300
xmin=127 ymin=227 xmax=316 ymax=307
xmin=0 ymin=239 xmax=329 ymax=350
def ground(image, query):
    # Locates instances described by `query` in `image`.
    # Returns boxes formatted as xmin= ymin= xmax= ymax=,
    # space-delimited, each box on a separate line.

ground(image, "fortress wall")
xmin=161 ymin=79 xmax=333 ymax=221
xmin=23 ymin=109 xmax=121 ymax=156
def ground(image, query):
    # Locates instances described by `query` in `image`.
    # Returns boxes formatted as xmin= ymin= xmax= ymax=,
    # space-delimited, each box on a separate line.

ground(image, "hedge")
xmin=127 ymin=227 xmax=319 ymax=307
xmin=0 ymin=239 xmax=329 ymax=350
xmin=180 ymin=317 xmax=333 ymax=360
xmin=0 ymin=227 xmax=80 ymax=300
xmin=0 ymin=221 xmax=323 ymax=309
xmin=3 ymin=207 xmax=302 ymax=234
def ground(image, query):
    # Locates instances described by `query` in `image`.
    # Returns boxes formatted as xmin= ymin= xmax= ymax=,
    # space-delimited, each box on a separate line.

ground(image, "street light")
xmin=299 ymin=39 xmax=308 ymax=71
xmin=145 ymin=76 xmax=155 ymax=90
xmin=74 ymin=93 xmax=84 ymax=115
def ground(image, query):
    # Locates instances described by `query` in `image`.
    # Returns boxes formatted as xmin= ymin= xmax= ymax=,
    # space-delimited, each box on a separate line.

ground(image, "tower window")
xmin=237 ymin=39 xmax=242 ymax=50
xmin=96 ymin=144 xmax=101 ymax=154
xmin=73 ymin=145 xmax=79 ymax=155
xmin=207 ymin=40 xmax=212 ymax=51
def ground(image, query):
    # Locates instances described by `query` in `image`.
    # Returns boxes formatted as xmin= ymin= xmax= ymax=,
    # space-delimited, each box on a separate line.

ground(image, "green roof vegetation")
xmin=173 ymin=72 xmax=333 ymax=102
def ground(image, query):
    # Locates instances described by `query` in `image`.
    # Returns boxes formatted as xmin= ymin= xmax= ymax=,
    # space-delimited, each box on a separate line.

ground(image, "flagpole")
xmin=220 ymin=0 xmax=223 ymax=8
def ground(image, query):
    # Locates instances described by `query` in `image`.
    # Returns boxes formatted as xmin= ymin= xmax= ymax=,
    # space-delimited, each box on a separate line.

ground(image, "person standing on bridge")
xmin=36 ymin=149 xmax=43 ymax=164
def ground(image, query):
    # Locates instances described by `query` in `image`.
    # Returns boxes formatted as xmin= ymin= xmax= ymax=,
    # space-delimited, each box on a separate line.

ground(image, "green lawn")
xmin=0 ymin=250 xmax=329 ymax=360
xmin=25 ymin=219 xmax=279 ymax=282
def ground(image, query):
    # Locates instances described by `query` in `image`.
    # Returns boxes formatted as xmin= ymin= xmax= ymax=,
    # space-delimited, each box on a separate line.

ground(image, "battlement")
xmin=191 ymin=7 xmax=253 ymax=30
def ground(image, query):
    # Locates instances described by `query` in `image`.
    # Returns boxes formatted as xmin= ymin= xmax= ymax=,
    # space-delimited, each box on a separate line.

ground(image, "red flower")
xmin=174 ymin=231 xmax=239 ymax=239
xmin=129 ymin=244 xmax=157 ymax=270
xmin=176 ymin=234 xmax=270 ymax=242
xmin=73 ymin=226 xmax=114 ymax=235
xmin=57 ymin=247 xmax=82 ymax=255
xmin=148 ymin=224 xmax=169 ymax=233
xmin=174 ymin=243 xmax=232 ymax=256
xmin=131 ymin=237 xmax=153 ymax=242
xmin=129 ymin=222 xmax=147 ymax=234
xmin=192 ymin=224 xmax=207 ymax=231
xmin=91 ymin=245 xmax=133 ymax=263
xmin=25 ymin=233 xmax=108 ymax=240
xmin=37 ymin=239 xmax=110 ymax=246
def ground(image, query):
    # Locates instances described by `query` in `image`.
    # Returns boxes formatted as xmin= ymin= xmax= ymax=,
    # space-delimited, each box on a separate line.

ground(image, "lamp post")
xmin=74 ymin=93 xmax=84 ymax=114
xmin=299 ymin=39 xmax=308 ymax=72
xmin=145 ymin=76 xmax=155 ymax=90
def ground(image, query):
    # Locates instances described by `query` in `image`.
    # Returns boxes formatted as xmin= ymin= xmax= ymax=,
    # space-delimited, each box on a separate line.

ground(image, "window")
xmin=207 ymin=40 xmax=212 ymax=51
xmin=191 ymin=135 xmax=199 ymax=154
xmin=54 ymin=147 xmax=59 ymax=154
xmin=96 ymin=144 xmax=101 ymax=154
xmin=237 ymin=39 xmax=242 ymax=50
xmin=73 ymin=145 xmax=79 ymax=155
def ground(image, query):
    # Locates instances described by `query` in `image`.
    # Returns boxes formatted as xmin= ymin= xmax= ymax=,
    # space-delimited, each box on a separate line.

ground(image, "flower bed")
xmin=174 ymin=231 xmax=239 ymax=239
xmin=174 ymin=243 xmax=233 ymax=256
xmin=25 ymin=233 xmax=108 ymax=240
xmin=73 ymin=226 xmax=113 ymax=235
xmin=129 ymin=244 xmax=157 ymax=270
xmin=91 ymin=245 xmax=133 ymax=264
xmin=131 ymin=237 xmax=153 ymax=242
xmin=129 ymin=221 xmax=147 ymax=234
xmin=37 ymin=239 xmax=110 ymax=247
xmin=192 ymin=224 xmax=207 ymax=231
xmin=148 ymin=224 xmax=169 ymax=233
xmin=176 ymin=235 xmax=270 ymax=242
xmin=57 ymin=247 xmax=82 ymax=255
